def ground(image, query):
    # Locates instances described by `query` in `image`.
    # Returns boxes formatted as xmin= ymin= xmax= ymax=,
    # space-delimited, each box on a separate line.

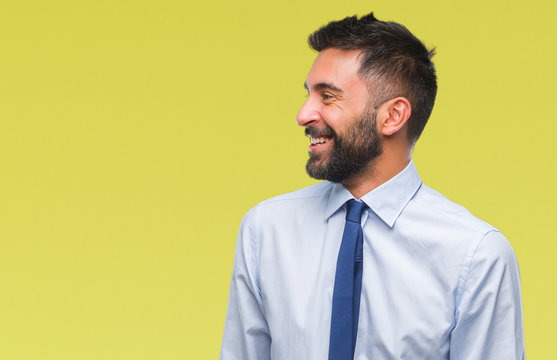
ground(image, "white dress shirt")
xmin=220 ymin=160 xmax=525 ymax=359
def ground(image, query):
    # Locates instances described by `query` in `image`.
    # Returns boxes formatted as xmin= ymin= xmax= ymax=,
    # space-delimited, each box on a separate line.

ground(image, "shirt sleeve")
xmin=450 ymin=230 xmax=525 ymax=360
xmin=220 ymin=209 xmax=271 ymax=360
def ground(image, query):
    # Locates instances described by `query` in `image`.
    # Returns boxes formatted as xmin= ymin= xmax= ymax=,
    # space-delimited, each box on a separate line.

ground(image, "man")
xmin=220 ymin=12 xmax=524 ymax=360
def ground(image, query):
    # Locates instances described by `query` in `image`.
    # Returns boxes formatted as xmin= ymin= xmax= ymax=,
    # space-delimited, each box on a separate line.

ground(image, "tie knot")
xmin=345 ymin=199 xmax=366 ymax=223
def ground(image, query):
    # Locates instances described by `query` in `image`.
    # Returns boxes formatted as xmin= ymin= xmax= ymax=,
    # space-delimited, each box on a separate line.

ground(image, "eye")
xmin=322 ymin=92 xmax=334 ymax=101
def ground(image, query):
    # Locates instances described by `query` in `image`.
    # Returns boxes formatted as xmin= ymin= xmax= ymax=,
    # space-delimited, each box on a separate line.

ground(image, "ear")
xmin=377 ymin=97 xmax=411 ymax=136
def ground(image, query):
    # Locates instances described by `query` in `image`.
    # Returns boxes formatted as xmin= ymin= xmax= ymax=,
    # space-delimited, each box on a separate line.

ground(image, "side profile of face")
xmin=297 ymin=48 xmax=383 ymax=183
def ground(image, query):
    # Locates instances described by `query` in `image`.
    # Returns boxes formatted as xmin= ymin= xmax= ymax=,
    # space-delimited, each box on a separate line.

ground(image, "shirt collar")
xmin=325 ymin=159 xmax=422 ymax=227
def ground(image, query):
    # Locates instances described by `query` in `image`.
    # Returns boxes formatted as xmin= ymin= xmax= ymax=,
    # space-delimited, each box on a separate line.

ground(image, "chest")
xmin=256 ymin=217 xmax=460 ymax=359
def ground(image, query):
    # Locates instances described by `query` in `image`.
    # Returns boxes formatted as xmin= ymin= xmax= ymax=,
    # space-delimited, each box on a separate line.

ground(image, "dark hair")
xmin=308 ymin=12 xmax=437 ymax=143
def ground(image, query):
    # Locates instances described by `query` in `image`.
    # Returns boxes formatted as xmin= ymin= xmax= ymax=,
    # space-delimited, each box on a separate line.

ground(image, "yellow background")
xmin=0 ymin=0 xmax=555 ymax=358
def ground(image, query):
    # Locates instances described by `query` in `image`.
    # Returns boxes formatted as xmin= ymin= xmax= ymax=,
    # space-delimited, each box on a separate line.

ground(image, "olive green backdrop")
xmin=0 ymin=0 xmax=555 ymax=358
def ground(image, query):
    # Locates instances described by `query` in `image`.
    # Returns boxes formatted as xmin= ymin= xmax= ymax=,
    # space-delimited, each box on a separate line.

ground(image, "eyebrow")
xmin=304 ymin=81 xmax=344 ymax=94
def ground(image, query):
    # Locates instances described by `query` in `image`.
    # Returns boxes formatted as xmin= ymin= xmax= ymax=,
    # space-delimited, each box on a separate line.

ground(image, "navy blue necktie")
xmin=328 ymin=199 xmax=367 ymax=360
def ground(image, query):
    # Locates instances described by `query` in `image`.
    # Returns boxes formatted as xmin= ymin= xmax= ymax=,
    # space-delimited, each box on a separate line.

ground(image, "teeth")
xmin=310 ymin=136 xmax=329 ymax=145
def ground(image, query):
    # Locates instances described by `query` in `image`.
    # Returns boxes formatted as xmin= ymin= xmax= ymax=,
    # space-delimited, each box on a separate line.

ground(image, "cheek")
xmin=321 ymin=108 xmax=349 ymax=130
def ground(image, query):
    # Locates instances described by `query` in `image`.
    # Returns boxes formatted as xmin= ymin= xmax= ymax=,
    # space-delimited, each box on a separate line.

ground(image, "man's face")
xmin=297 ymin=48 xmax=383 ymax=183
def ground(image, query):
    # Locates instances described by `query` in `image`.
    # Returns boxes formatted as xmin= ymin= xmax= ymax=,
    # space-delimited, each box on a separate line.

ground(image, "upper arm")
xmin=450 ymin=230 xmax=525 ymax=360
xmin=220 ymin=209 xmax=271 ymax=360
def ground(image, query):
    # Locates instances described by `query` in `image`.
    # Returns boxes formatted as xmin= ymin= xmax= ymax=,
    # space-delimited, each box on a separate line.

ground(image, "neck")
xmin=342 ymin=142 xmax=412 ymax=199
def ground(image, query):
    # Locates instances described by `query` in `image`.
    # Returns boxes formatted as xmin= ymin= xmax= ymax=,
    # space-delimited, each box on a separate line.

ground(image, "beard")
xmin=305 ymin=106 xmax=382 ymax=183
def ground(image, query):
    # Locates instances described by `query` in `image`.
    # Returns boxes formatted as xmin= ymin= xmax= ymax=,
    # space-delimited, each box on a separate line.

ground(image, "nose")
xmin=296 ymin=98 xmax=320 ymax=127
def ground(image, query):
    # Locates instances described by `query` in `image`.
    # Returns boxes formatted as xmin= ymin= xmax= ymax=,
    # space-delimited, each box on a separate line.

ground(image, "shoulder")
xmin=474 ymin=230 xmax=517 ymax=265
xmin=240 ymin=181 xmax=333 ymax=228
xmin=409 ymin=183 xmax=519 ymax=286
xmin=408 ymin=183 xmax=498 ymax=236
xmin=408 ymin=184 xmax=520 ymax=304
xmin=258 ymin=181 xmax=333 ymax=206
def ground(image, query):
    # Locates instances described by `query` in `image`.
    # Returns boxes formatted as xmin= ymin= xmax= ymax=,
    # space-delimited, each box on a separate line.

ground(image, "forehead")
xmin=305 ymin=48 xmax=367 ymax=92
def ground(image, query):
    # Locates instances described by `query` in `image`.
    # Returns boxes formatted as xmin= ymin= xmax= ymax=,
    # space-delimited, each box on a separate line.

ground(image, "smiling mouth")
xmin=310 ymin=135 xmax=332 ymax=145
xmin=308 ymin=135 xmax=333 ymax=152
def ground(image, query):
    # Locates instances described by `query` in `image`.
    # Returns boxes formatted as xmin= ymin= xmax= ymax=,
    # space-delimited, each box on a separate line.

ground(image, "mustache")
xmin=305 ymin=126 xmax=335 ymax=137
